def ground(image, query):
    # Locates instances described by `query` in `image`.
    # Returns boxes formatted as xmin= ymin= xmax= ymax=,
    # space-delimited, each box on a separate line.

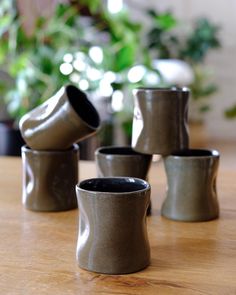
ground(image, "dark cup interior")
xmin=66 ymin=85 xmax=100 ymax=128
xmin=171 ymin=149 xmax=219 ymax=157
xmin=79 ymin=177 xmax=148 ymax=193
xmin=98 ymin=146 xmax=143 ymax=156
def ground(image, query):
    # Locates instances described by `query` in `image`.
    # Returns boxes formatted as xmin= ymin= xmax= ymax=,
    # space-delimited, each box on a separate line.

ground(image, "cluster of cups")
xmin=19 ymin=85 xmax=220 ymax=275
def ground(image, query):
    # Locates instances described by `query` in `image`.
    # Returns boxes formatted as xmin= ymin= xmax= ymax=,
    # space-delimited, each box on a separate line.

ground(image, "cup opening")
xmin=97 ymin=146 xmax=144 ymax=156
xmin=66 ymin=85 xmax=100 ymax=129
xmin=79 ymin=177 xmax=149 ymax=193
xmin=134 ymin=86 xmax=189 ymax=93
xmin=21 ymin=144 xmax=79 ymax=154
xmin=171 ymin=149 xmax=219 ymax=157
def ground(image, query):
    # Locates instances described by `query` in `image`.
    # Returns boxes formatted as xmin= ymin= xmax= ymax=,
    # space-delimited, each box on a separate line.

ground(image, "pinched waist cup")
xmin=76 ymin=177 xmax=151 ymax=274
xmin=95 ymin=146 xmax=152 ymax=179
xmin=132 ymin=87 xmax=189 ymax=155
xmin=161 ymin=149 xmax=220 ymax=222
xmin=22 ymin=144 xmax=79 ymax=211
xmin=19 ymin=85 xmax=100 ymax=150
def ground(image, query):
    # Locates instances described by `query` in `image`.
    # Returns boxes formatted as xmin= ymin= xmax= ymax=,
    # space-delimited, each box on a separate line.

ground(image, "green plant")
xmin=224 ymin=105 xmax=236 ymax=119
xmin=0 ymin=1 xmax=80 ymax=122
xmin=0 ymin=1 xmax=223 ymax=142
xmin=147 ymin=9 xmax=221 ymax=120
xmin=0 ymin=0 xmax=160 ymax=126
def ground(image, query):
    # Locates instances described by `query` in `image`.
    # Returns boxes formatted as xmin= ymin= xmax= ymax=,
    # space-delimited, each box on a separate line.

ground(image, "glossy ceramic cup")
xmin=19 ymin=85 xmax=100 ymax=150
xmin=95 ymin=146 xmax=152 ymax=179
xmin=22 ymin=144 xmax=79 ymax=211
xmin=161 ymin=149 xmax=220 ymax=222
xmin=76 ymin=177 xmax=151 ymax=274
xmin=132 ymin=87 xmax=189 ymax=155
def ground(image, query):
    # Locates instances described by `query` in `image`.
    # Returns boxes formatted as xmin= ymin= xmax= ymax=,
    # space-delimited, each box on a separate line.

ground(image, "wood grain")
xmin=0 ymin=150 xmax=236 ymax=294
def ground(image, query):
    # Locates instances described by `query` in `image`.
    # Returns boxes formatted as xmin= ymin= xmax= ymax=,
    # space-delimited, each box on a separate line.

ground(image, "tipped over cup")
xmin=19 ymin=85 xmax=100 ymax=150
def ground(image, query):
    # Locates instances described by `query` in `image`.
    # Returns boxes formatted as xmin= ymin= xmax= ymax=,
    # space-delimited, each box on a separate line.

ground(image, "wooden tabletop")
xmin=0 ymin=147 xmax=236 ymax=294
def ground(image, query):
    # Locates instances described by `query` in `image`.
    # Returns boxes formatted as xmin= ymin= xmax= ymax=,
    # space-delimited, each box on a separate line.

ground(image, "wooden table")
xmin=0 ymin=150 xmax=236 ymax=294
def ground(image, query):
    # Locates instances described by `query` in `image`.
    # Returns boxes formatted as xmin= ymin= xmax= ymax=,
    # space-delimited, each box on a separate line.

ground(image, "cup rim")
xmin=77 ymin=177 xmax=150 ymax=195
xmin=166 ymin=149 xmax=220 ymax=159
xmin=95 ymin=145 xmax=151 ymax=157
xmin=133 ymin=86 xmax=189 ymax=95
xmin=21 ymin=143 xmax=79 ymax=154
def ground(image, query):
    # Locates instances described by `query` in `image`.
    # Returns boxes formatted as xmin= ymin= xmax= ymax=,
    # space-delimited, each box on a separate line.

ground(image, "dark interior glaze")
xmin=79 ymin=178 xmax=148 ymax=193
xmin=98 ymin=146 xmax=143 ymax=156
xmin=67 ymin=85 xmax=100 ymax=128
xmin=171 ymin=149 xmax=219 ymax=157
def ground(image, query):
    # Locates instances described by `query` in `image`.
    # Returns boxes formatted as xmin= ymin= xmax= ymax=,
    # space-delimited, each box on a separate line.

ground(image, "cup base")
xmin=161 ymin=211 xmax=219 ymax=222
xmin=77 ymin=261 xmax=150 ymax=275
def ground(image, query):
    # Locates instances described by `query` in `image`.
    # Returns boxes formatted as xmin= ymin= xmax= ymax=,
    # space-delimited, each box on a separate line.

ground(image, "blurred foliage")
xmin=147 ymin=9 xmax=221 ymax=117
xmin=0 ymin=0 xmax=223 ymax=126
xmin=179 ymin=18 xmax=221 ymax=63
xmin=0 ymin=0 xmax=159 ymax=123
xmin=225 ymin=105 xmax=236 ymax=119
xmin=0 ymin=0 xmax=83 ymax=120
xmin=147 ymin=10 xmax=179 ymax=59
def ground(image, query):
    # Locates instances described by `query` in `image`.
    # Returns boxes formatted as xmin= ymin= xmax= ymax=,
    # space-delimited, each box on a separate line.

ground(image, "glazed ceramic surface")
xmin=161 ymin=149 xmax=220 ymax=222
xmin=95 ymin=146 xmax=152 ymax=179
xmin=19 ymin=85 xmax=100 ymax=150
xmin=22 ymin=144 xmax=79 ymax=211
xmin=132 ymin=87 xmax=189 ymax=155
xmin=76 ymin=177 xmax=151 ymax=274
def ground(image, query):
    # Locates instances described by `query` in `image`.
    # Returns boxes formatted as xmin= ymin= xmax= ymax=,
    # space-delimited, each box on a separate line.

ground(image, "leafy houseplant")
xmin=1 ymin=0 xmax=91 ymax=154
xmin=0 ymin=1 xmax=160 ymax=122
xmin=0 ymin=0 xmax=162 ymax=153
xmin=0 ymin=1 xmax=91 ymax=124
xmin=0 ymin=1 xmax=221 ymax=153
xmin=147 ymin=10 xmax=221 ymax=122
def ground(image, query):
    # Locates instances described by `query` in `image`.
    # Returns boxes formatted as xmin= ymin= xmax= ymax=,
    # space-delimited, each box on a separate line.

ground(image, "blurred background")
xmin=0 ymin=0 xmax=235 ymax=158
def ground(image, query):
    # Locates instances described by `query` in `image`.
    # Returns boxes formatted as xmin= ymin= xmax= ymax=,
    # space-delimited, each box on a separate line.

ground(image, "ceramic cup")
xmin=19 ymin=85 xmax=100 ymax=150
xmin=161 ymin=149 xmax=220 ymax=222
xmin=95 ymin=146 xmax=153 ymax=214
xmin=132 ymin=87 xmax=189 ymax=155
xmin=76 ymin=177 xmax=151 ymax=274
xmin=95 ymin=146 xmax=152 ymax=179
xmin=22 ymin=144 xmax=79 ymax=211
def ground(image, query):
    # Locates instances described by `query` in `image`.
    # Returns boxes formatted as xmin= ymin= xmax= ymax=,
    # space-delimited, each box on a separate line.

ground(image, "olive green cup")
xmin=19 ymin=85 xmax=100 ymax=150
xmin=22 ymin=144 xmax=79 ymax=211
xmin=76 ymin=177 xmax=151 ymax=274
xmin=95 ymin=146 xmax=152 ymax=214
xmin=161 ymin=149 xmax=220 ymax=222
xmin=132 ymin=87 xmax=189 ymax=155
xmin=95 ymin=146 xmax=152 ymax=179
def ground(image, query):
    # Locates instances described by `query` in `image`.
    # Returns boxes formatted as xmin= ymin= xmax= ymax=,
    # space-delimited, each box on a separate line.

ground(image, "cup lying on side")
xmin=76 ymin=177 xmax=151 ymax=274
xmin=19 ymin=85 xmax=100 ymax=150
xmin=22 ymin=144 xmax=79 ymax=211
xmin=132 ymin=87 xmax=189 ymax=156
xmin=161 ymin=149 xmax=220 ymax=222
